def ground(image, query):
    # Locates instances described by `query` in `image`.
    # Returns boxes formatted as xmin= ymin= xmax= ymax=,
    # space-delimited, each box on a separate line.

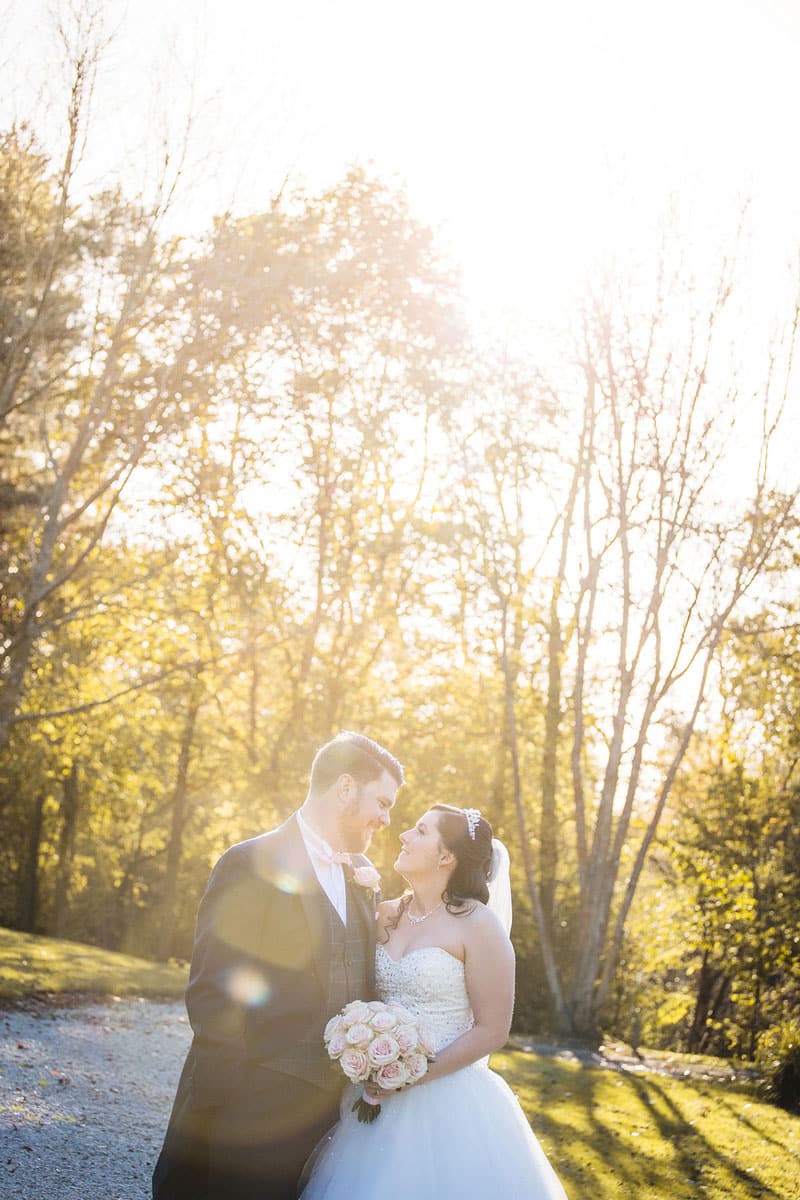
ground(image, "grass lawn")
xmin=0 ymin=926 xmax=187 ymax=1000
xmin=494 ymin=1048 xmax=800 ymax=1200
xmin=2 ymin=929 xmax=796 ymax=1198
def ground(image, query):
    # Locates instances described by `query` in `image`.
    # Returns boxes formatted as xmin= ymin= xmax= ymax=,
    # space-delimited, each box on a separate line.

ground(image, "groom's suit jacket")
xmin=183 ymin=812 xmax=378 ymax=1111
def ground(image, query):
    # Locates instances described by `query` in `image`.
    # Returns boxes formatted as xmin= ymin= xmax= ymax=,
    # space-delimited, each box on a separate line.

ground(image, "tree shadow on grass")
xmin=502 ymin=1054 xmax=788 ymax=1200
xmin=710 ymin=1088 xmax=791 ymax=1152
xmin=625 ymin=1071 xmax=784 ymax=1200
xmin=505 ymin=1060 xmax=693 ymax=1198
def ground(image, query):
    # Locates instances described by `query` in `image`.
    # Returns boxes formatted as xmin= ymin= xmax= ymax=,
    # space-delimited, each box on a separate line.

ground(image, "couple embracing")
xmin=153 ymin=731 xmax=568 ymax=1199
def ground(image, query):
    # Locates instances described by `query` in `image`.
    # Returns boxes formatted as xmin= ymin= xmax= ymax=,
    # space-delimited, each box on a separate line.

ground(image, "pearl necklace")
xmin=406 ymin=900 xmax=444 ymax=925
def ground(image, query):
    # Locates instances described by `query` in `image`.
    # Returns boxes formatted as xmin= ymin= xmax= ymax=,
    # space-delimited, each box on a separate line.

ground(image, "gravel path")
xmin=0 ymin=998 xmax=191 ymax=1200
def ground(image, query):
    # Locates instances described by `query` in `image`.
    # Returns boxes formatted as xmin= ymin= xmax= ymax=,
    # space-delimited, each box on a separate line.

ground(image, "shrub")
xmin=756 ymin=1018 xmax=800 ymax=1114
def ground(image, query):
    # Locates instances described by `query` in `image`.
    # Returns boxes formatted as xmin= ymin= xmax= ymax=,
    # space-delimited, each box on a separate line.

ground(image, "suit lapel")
xmin=275 ymin=813 xmax=332 ymax=993
xmin=346 ymin=872 xmax=377 ymax=936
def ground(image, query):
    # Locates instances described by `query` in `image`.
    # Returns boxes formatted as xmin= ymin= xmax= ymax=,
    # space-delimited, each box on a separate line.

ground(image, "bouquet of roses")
xmin=324 ymin=999 xmax=436 ymax=1123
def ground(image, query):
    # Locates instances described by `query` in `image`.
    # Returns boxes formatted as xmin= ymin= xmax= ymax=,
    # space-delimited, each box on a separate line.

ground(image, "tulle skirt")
xmin=298 ymin=1060 xmax=568 ymax=1200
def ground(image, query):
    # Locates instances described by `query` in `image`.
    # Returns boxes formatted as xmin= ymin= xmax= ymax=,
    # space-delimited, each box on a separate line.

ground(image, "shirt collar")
xmin=297 ymin=809 xmax=348 ymax=865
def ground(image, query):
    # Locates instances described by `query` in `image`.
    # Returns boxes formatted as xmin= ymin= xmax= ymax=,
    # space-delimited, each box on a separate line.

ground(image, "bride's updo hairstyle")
xmin=432 ymin=804 xmax=493 ymax=910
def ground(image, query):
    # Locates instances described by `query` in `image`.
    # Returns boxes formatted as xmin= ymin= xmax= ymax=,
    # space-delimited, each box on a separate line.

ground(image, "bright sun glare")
xmin=5 ymin=0 xmax=800 ymax=483
xmin=8 ymin=0 xmax=800 ymax=332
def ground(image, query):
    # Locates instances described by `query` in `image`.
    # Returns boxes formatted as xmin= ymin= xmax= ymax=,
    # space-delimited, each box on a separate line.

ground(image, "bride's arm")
xmin=411 ymin=907 xmax=515 ymax=1086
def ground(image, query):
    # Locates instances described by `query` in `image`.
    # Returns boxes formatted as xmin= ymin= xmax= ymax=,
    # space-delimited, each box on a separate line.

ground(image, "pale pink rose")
xmin=388 ymin=1002 xmax=416 ymax=1024
xmin=394 ymin=1024 xmax=419 ymax=1054
xmin=375 ymin=1060 xmax=409 ymax=1090
xmin=367 ymin=1000 xmax=385 ymax=1012
xmin=345 ymin=1022 xmax=373 ymax=1049
xmin=369 ymin=1008 xmax=398 ymax=1032
xmin=352 ymin=865 xmax=381 ymax=892
xmin=405 ymin=1052 xmax=429 ymax=1083
xmin=339 ymin=1048 xmax=370 ymax=1081
xmin=327 ymin=1030 xmax=347 ymax=1059
xmin=324 ymin=1014 xmax=345 ymax=1042
xmin=342 ymin=1001 xmax=372 ymax=1027
xmin=367 ymin=1034 xmax=400 ymax=1067
xmin=417 ymin=1024 xmax=436 ymax=1056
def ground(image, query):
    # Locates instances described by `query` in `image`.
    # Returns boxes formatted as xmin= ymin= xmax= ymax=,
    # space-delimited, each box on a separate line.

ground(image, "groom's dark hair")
xmin=309 ymin=730 xmax=404 ymax=795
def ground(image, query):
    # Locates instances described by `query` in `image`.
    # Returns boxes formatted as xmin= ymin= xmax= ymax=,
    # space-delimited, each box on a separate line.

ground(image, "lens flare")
xmin=226 ymin=966 xmax=271 ymax=1007
xmin=272 ymin=868 xmax=304 ymax=895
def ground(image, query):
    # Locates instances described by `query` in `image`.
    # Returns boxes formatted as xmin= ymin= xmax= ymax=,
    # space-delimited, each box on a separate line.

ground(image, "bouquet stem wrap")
xmin=352 ymin=1093 xmax=382 ymax=1124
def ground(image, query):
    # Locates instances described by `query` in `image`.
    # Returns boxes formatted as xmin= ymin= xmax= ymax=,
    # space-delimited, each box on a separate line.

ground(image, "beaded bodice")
xmin=375 ymin=943 xmax=474 ymax=1053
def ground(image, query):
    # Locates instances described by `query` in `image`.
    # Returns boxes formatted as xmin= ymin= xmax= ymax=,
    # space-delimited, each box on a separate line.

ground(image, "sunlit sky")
xmin=5 ymin=0 xmax=800 ymax=475
xmin=6 ymin=0 xmax=800 ymax=319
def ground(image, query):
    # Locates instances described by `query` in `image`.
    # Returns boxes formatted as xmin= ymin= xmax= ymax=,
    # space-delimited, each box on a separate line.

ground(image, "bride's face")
xmin=394 ymin=809 xmax=452 ymax=877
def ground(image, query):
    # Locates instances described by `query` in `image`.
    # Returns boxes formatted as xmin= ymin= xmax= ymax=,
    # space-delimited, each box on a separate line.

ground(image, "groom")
xmin=152 ymin=730 xmax=404 ymax=1200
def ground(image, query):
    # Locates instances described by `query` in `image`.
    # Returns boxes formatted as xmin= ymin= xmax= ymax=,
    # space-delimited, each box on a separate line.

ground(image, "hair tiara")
xmin=463 ymin=808 xmax=481 ymax=840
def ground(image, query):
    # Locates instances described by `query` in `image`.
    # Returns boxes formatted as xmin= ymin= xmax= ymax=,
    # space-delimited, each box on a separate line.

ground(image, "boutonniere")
xmin=351 ymin=865 xmax=381 ymax=894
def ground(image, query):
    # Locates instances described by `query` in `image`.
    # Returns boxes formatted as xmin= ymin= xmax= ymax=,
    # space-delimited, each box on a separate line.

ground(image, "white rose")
xmin=367 ymin=1034 xmax=401 ymax=1067
xmin=394 ymin=1024 xmax=419 ymax=1054
xmin=405 ymin=1052 xmax=429 ymax=1083
xmin=324 ymin=1014 xmax=345 ymax=1042
xmin=339 ymin=1048 xmax=370 ymax=1081
xmin=345 ymin=1022 xmax=373 ymax=1049
xmin=389 ymin=1002 xmax=416 ymax=1024
xmin=352 ymin=865 xmax=381 ymax=892
xmin=327 ymin=1029 xmax=347 ymax=1058
xmin=369 ymin=1008 xmax=398 ymax=1033
xmin=342 ymin=1001 xmax=372 ymax=1027
xmin=375 ymin=1060 xmax=410 ymax=1090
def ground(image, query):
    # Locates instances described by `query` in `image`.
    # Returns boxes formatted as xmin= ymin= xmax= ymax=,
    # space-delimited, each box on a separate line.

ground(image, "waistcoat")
xmin=265 ymin=885 xmax=371 ymax=1090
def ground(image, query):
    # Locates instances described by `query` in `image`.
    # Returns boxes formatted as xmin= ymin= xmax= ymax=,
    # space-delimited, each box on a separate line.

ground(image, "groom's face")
xmin=338 ymin=769 xmax=398 ymax=853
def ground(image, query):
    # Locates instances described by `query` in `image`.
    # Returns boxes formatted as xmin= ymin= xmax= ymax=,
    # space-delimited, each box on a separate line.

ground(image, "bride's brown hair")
xmin=431 ymin=804 xmax=493 ymax=910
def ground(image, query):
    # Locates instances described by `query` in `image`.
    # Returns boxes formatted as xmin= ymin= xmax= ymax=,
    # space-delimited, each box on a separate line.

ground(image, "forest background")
xmin=2 ymin=2 xmax=799 ymax=1075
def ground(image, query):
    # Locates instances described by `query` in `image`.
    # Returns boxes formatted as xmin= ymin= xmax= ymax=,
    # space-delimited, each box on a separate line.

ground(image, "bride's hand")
xmin=362 ymin=1080 xmax=418 ymax=1104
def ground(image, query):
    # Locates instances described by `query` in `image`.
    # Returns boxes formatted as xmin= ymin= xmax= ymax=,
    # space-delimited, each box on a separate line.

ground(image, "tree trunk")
xmin=567 ymin=898 xmax=610 ymax=1041
xmin=686 ymin=949 xmax=730 ymax=1053
xmin=17 ymin=791 xmax=46 ymax=931
xmin=155 ymin=686 xmax=201 ymax=961
xmin=501 ymin=602 xmax=571 ymax=1033
xmin=539 ymin=604 xmax=562 ymax=937
xmin=112 ymin=868 xmax=134 ymax=952
xmin=540 ymin=401 xmax=586 ymax=935
xmin=53 ymin=764 xmax=80 ymax=936
xmin=686 ymin=949 xmax=714 ymax=1053
xmin=489 ymin=706 xmax=509 ymax=826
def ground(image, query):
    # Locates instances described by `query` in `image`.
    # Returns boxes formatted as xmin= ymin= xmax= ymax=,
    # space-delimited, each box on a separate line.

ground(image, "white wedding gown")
xmin=299 ymin=944 xmax=569 ymax=1200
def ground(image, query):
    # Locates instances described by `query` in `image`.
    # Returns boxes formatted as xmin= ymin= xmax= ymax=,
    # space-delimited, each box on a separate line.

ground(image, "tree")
xmin=663 ymin=611 xmax=800 ymax=1056
xmin=0 ymin=13 xmax=221 ymax=755
xmin=450 ymin=245 xmax=799 ymax=1038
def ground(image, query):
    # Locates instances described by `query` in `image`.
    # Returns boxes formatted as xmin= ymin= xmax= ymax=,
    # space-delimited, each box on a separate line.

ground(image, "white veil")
xmin=487 ymin=838 xmax=513 ymax=935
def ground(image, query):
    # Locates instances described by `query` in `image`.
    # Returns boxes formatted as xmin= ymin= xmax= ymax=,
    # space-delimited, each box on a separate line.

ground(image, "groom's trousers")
xmin=153 ymin=1061 xmax=342 ymax=1200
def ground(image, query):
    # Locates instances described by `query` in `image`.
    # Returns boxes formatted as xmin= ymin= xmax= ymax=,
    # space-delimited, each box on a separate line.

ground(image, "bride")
xmin=299 ymin=804 xmax=569 ymax=1199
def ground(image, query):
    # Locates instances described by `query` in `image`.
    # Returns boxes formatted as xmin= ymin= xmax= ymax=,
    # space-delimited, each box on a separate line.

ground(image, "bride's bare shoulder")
xmin=462 ymin=901 xmax=511 ymax=943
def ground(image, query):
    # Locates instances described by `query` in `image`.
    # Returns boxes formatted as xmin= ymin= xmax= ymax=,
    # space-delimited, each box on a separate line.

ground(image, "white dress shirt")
xmin=297 ymin=809 xmax=349 ymax=925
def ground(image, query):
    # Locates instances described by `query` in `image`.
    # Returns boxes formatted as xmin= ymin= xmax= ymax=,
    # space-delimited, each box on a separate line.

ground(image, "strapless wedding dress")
xmin=299 ymin=944 xmax=568 ymax=1199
